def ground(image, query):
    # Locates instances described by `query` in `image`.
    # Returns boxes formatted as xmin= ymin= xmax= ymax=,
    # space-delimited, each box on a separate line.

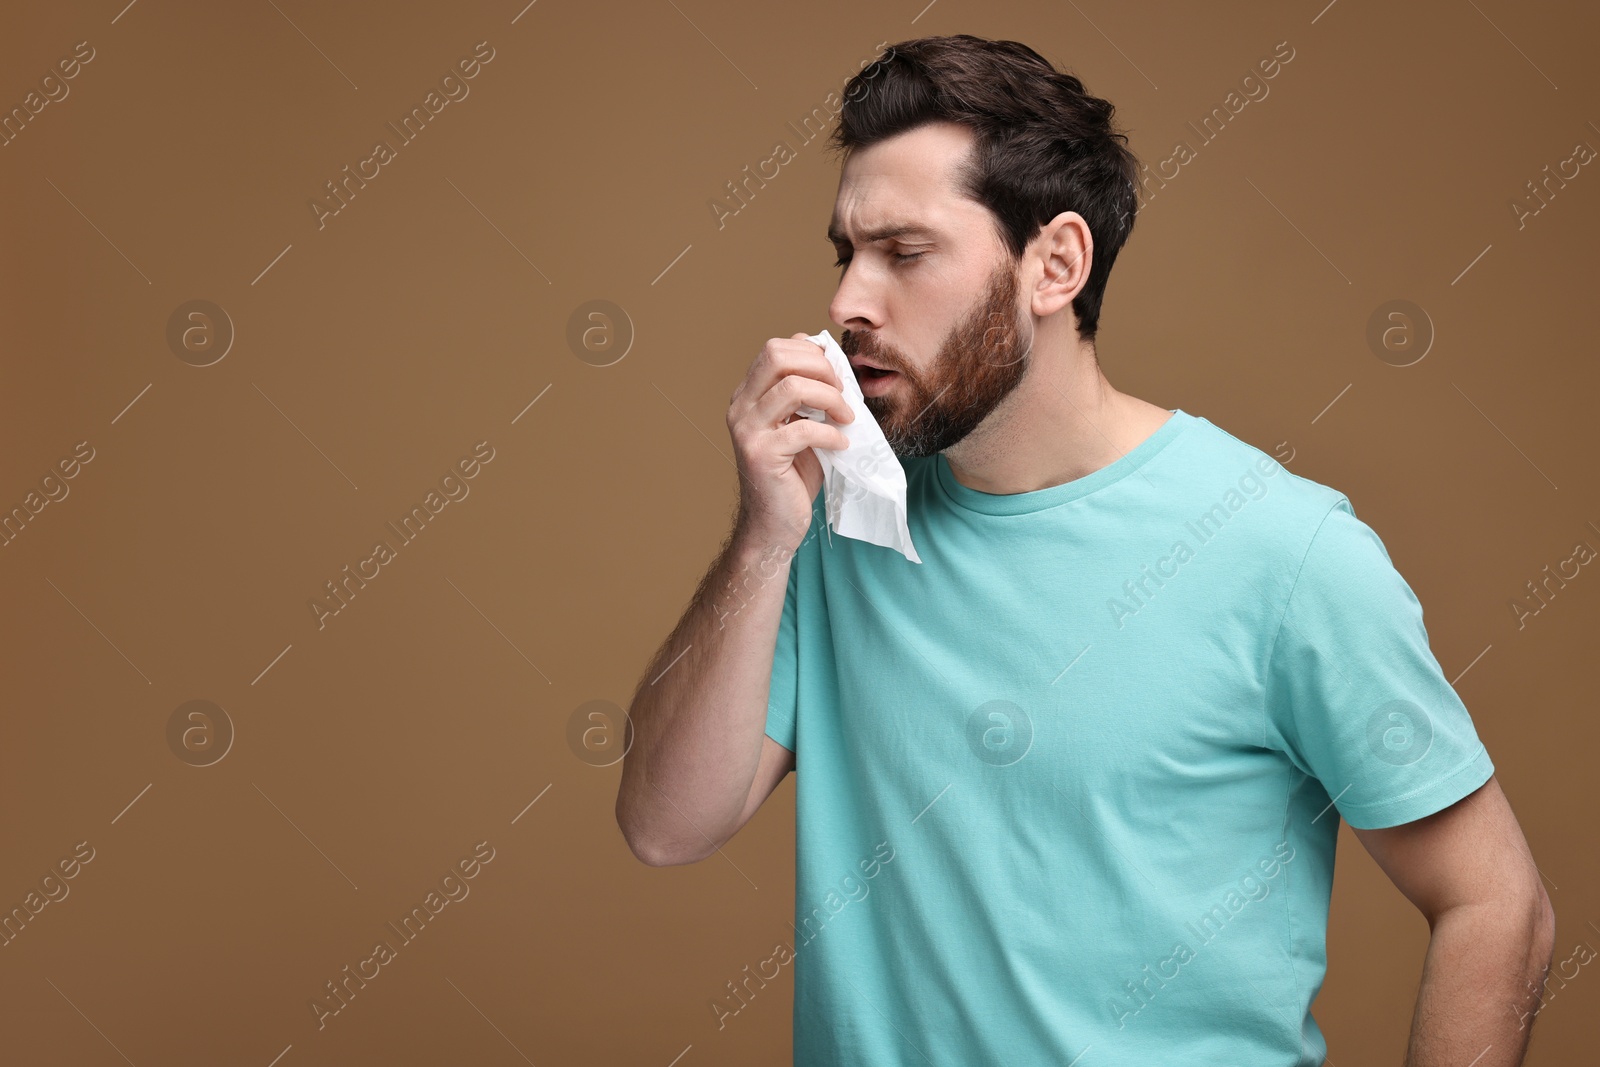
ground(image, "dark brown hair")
xmin=828 ymin=35 xmax=1140 ymax=342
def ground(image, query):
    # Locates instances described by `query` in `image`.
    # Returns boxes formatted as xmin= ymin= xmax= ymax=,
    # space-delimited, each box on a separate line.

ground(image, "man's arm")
xmin=1351 ymin=775 xmax=1556 ymax=1067
xmin=615 ymin=332 xmax=851 ymax=866
xmin=615 ymin=525 xmax=795 ymax=866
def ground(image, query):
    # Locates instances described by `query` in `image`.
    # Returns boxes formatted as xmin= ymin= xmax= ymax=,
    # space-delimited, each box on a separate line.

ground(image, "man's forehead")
xmin=828 ymin=174 xmax=949 ymax=245
xmin=828 ymin=127 xmax=975 ymax=244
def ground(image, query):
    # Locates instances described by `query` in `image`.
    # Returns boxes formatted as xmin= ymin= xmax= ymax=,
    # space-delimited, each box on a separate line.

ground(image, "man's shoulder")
xmin=1173 ymin=411 xmax=1353 ymax=552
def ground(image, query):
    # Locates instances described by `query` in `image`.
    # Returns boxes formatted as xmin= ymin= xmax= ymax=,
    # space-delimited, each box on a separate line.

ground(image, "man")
xmin=616 ymin=34 xmax=1554 ymax=1067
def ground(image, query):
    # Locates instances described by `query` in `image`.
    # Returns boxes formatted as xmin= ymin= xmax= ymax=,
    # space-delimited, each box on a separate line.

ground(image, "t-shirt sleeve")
xmin=1264 ymin=497 xmax=1494 ymax=829
xmin=763 ymin=545 xmax=800 ymax=754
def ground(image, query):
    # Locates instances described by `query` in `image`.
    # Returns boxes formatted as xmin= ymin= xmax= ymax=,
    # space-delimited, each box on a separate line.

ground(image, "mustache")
xmin=841 ymin=331 xmax=902 ymax=370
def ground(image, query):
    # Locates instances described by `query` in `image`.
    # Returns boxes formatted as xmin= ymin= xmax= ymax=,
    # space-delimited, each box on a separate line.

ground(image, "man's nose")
xmin=829 ymin=269 xmax=878 ymax=336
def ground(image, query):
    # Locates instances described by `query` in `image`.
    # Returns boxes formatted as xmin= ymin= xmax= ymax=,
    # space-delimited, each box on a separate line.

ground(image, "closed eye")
xmin=833 ymin=251 xmax=925 ymax=269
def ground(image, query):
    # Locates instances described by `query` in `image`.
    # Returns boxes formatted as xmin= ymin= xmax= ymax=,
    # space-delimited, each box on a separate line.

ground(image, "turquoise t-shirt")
xmin=761 ymin=408 xmax=1494 ymax=1066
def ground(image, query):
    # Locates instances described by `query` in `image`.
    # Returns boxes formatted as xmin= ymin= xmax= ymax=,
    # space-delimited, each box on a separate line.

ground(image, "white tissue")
xmin=793 ymin=329 xmax=922 ymax=564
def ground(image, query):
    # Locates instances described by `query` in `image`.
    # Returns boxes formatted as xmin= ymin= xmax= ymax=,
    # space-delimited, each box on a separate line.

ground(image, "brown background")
xmin=2 ymin=0 xmax=1595 ymax=1063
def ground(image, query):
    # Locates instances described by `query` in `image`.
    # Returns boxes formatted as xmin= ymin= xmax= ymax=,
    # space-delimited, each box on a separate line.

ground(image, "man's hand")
xmin=1351 ymin=776 xmax=1556 ymax=1066
xmin=727 ymin=332 xmax=855 ymax=556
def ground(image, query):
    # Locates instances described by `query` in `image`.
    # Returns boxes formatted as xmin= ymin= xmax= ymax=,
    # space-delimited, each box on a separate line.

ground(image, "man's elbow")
xmin=622 ymin=830 xmax=689 ymax=867
xmin=623 ymin=833 xmax=678 ymax=867
xmin=616 ymin=800 xmax=669 ymax=866
xmin=616 ymin=801 xmax=715 ymax=867
xmin=1528 ymin=881 xmax=1557 ymax=972
xmin=625 ymin=834 xmax=714 ymax=867
xmin=1499 ymin=865 xmax=1557 ymax=973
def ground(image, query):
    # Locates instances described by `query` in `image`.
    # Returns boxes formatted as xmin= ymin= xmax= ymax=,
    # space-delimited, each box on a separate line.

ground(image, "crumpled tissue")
xmin=792 ymin=329 xmax=921 ymax=563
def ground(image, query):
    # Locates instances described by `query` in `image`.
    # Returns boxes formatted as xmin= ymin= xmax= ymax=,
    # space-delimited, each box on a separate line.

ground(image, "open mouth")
xmin=856 ymin=366 xmax=895 ymax=379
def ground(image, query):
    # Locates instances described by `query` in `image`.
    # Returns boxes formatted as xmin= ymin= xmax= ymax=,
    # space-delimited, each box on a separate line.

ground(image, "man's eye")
xmin=832 ymin=252 xmax=923 ymax=268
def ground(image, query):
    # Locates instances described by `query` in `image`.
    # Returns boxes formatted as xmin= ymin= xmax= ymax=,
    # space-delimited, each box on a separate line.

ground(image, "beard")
xmin=839 ymin=256 xmax=1033 ymax=459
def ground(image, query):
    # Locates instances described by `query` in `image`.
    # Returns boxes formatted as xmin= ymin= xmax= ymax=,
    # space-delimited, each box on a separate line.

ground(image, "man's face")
xmin=827 ymin=121 xmax=1035 ymax=458
xmin=840 ymin=257 xmax=1032 ymax=458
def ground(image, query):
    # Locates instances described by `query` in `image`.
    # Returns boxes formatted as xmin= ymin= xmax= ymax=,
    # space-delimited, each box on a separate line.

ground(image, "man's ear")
xmin=1032 ymin=211 xmax=1093 ymax=318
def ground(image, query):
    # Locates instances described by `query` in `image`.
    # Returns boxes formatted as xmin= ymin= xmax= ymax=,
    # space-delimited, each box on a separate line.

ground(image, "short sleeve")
xmin=1264 ymin=498 xmax=1494 ymax=829
xmin=763 ymin=545 xmax=800 ymax=754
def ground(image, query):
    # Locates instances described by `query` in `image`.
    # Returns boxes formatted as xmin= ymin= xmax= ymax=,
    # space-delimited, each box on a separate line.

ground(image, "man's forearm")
xmin=1402 ymin=899 xmax=1556 ymax=1067
xmin=616 ymin=521 xmax=798 ymax=863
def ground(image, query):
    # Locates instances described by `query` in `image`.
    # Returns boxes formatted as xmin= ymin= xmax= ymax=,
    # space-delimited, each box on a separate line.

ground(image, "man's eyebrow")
xmin=826 ymin=221 xmax=939 ymax=246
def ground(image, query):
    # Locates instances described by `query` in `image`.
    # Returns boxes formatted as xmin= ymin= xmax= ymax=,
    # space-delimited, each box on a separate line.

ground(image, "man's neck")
xmin=940 ymin=342 xmax=1172 ymax=497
